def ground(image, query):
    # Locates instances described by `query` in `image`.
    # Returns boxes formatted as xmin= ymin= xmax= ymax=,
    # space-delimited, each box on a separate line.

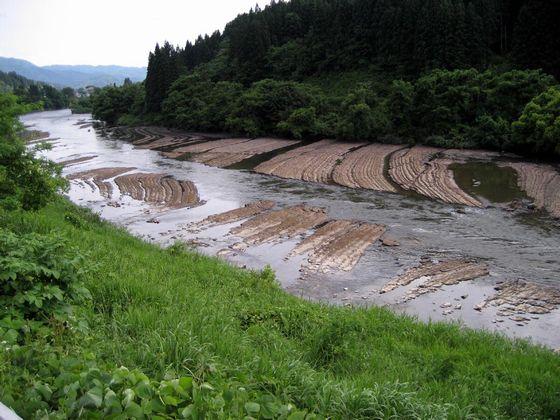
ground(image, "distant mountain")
xmin=0 ymin=57 xmax=146 ymax=88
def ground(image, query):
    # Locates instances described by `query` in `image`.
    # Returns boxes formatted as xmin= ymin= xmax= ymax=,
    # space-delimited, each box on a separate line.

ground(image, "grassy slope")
xmin=4 ymin=198 xmax=560 ymax=418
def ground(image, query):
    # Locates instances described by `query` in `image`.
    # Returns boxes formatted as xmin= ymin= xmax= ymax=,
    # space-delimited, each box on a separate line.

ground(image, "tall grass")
xmin=2 ymin=198 xmax=559 ymax=418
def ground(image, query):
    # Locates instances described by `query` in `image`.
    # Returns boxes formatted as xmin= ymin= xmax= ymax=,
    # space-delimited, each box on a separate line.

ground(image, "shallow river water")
xmin=22 ymin=110 xmax=560 ymax=348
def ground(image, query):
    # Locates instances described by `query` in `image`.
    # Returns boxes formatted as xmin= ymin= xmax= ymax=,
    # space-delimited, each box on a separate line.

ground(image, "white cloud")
xmin=0 ymin=0 xmax=270 ymax=67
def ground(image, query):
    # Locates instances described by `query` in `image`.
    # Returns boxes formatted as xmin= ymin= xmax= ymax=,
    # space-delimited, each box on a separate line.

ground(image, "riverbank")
xmin=2 ymin=197 xmax=560 ymax=418
xmin=23 ymin=110 xmax=560 ymax=349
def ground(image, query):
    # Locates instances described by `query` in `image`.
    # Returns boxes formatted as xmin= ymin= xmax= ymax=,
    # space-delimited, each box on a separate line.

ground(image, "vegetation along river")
xmin=24 ymin=109 xmax=560 ymax=348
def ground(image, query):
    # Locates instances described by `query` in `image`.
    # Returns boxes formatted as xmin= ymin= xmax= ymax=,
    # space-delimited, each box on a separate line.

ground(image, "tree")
xmin=0 ymin=93 xmax=66 ymax=210
xmin=511 ymin=86 xmax=560 ymax=157
xmin=512 ymin=0 xmax=560 ymax=79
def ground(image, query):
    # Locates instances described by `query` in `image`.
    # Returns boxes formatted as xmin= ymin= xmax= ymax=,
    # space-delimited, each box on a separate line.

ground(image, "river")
xmin=22 ymin=109 xmax=560 ymax=348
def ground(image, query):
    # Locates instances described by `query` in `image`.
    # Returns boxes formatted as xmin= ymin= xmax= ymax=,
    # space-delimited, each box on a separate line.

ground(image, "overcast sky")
xmin=0 ymin=0 xmax=269 ymax=67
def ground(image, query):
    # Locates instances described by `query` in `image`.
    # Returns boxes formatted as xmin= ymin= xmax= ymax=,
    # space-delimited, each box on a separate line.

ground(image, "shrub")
xmin=0 ymin=230 xmax=90 ymax=337
xmin=91 ymin=82 xmax=145 ymax=125
xmin=162 ymin=74 xmax=243 ymax=131
xmin=510 ymin=86 xmax=560 ymax=157
xmin=227 ymin=79 xmax=325 ymax=136
xmin=411 ymin=68 xmax=556 ymax=150
xmin=0 ymin=93 xmax=67 ymax=210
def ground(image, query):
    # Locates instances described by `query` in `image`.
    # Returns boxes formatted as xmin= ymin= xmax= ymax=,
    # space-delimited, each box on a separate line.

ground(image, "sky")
xmin=0 ymin=0 xmax=270 ymax=68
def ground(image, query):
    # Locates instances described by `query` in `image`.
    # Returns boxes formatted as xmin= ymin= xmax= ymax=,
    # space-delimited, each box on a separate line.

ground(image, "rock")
xmin=473 ymin=303 xmax=485 ymax=311
xmin=461 ymin=294 xmax=468 ymax=299
xmin=147 ymin=218 xmax=160 ymax=224
xmin=442 ymin=310 xmax=453 ymax=315
xmin=381 ymin=236 xmax=399 ymax=247
xmin=454 ymin=303 xmax=462 ymax=310
xmin=440 ymin=302 xmax=452 ymax=308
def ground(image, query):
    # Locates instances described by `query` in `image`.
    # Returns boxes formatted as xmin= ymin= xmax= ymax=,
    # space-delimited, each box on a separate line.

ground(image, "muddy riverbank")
xmin=23 ymin=110 xmax=560 ymax=348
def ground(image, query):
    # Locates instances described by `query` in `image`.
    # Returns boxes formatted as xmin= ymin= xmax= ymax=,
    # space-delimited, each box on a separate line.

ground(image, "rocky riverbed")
xmin=23 ymin=110 xmax=560 ymax=348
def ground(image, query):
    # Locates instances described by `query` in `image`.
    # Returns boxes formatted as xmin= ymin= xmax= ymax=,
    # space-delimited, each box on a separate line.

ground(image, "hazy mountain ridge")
xmin=0 ymin=57 xmax=146 ymax=88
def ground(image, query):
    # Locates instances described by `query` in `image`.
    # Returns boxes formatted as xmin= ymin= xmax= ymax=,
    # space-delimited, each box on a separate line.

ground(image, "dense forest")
xmin=91 ymin=0 xmax=560 ymax=158
xmin=0 ymin=70 xmax=73 ymax=110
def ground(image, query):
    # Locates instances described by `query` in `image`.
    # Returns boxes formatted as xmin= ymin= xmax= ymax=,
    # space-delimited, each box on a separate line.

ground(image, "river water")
xmin=22 ymin=110 xmax=560 ymax=348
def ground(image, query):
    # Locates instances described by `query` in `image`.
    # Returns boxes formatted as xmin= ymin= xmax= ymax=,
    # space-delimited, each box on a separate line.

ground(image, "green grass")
xmin=2 ymin=198 xmax=560 ymax=418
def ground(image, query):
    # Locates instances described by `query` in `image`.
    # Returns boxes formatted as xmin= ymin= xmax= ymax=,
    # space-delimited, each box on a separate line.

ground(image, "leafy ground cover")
xmin=1 ymin=199 xmax=559 ymax=418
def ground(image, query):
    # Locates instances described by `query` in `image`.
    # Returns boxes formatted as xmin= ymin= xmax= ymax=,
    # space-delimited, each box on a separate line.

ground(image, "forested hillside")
xmin=91 ymin=0 xmax=560 ymax=158
xmin=0 ymin=70 xmax=72 ymax=110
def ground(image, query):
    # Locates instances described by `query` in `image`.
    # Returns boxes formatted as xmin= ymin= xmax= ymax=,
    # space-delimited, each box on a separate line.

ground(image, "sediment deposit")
xmin=187 ymin=200 xmax=276 ymax=232
xmin=381 ymin=260 xmax=489 ymax=301
xmin=332 ymin=144 xmax=403 ymax=192
xmin=58 ymin=155 xmax=97 ymax=166
xmin=189 ymin=137 xmax=300 ymax=168
xmin=21 ymin=129 xmax=50 ymax=142
xmin=478 ymin=280 xmax=560 ymax=322
xmin=294 ymin=220 xmax=386 ymax=273
xmin=230 ymin=204 xmax=328 ymax=245
xmin=506 ymin=162 xmax=560 ymax=218
xmin=389 ymin=146 xmax=482 ymax=206
xmin=288 ymin=220 xmax=356 ymax=257
xmin=255 ymin=139 xmax=365 ymax=183
xmin=389 ymin=146 xmax=441 ymax=189
xmin=114 ymin=172 xmax=202 ymax=208
xmin=68 ymin=167 xmax=136 ymax=198
xmin=163 ymin=137 xmax=252 ymax=160
xmin=413 ymin=159 xmax=483 ymax=206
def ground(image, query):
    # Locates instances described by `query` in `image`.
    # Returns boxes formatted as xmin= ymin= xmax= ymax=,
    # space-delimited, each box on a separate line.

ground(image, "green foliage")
xmin=0 ymin=70 xmax=70 ymax=110
xmin=0 ymin=92 xmax=67 ymax=210
xmin=0 ymin=200 xmax=559 ymax=418
xmin=226 ymin=79 xmax=324 ymax=136
xmin=116 ymin=67 xmax=558 ymax=158
xmin=91 ymin=82 xmax=144 ymax=125
xmin=409 ymin=68 xmax=556 ymax=149
xmin=511 ymin=86 xmax=560 ymax=157
xmin=333 ymin=83 xmax=390 ymax=140
xmin=0 ymin=230 xmax=90 ymax=336
xmin=10 ymin=362 xmax=305 ymax=419
xmin=162 ymin=73 xmax=243 ymax=132
xmin=69 ymin=95 xmax=92 ymax=114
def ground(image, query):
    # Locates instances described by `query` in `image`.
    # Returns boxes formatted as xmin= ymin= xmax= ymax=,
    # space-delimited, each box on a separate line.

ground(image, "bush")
xmin=226 ymin=79 xmax=325 ymax=136
xmin=162 ymin=74 xmax=243 ymax=131
xmin=0 ymin=230 xmax=90 ymax=333
xmin=511 ymin=86 xmax=560 ymax=157
xmin=411 ymin=68 xmax=556 ymax=150
xmin=91 ymin=82 xmax=145 ymax=125
xmin=0 ymin=93 xmax=67 ymax=210
xmin=333 ymin=83 xmax=389 ymax=140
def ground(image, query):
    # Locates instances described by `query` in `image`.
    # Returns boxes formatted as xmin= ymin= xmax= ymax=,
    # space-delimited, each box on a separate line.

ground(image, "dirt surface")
xmin=21 ymin=129 xmax=50 ymax=142
xmin=478 ymin=280 xmax=560 ymax=324
xmin=230 ymin=204 xmax=328 ymax=246
xmin=389 ymin=146 xmax=483 ymax=206
xmin=332 ymin=144 xmax=403 ymax=192
xmin=293 ymin=220 xmax=386 ymax=273
xmin=505 ymin=162 xmax=560 ymax=218
xmin=381 ymin=260 xmax=489 ymax=301
xmin=413 ymin=158 xmax=483 ymax=207
xmin=186 ymin=200 xmax=276 ymax=232
xmin=57 ymin=155 xmax=97 ymax=167
xmin=114 ymin=172 xmax=202 ymax=208
xmin=68 ymin=167 xmax=136 ymax=198
xmin=189 ymin=137 xmax=300 ymax=168
xmin=163 ymin=137 xmax=252 ymax=159
xmin=255 ymin=139 xmax=366 ymax=183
